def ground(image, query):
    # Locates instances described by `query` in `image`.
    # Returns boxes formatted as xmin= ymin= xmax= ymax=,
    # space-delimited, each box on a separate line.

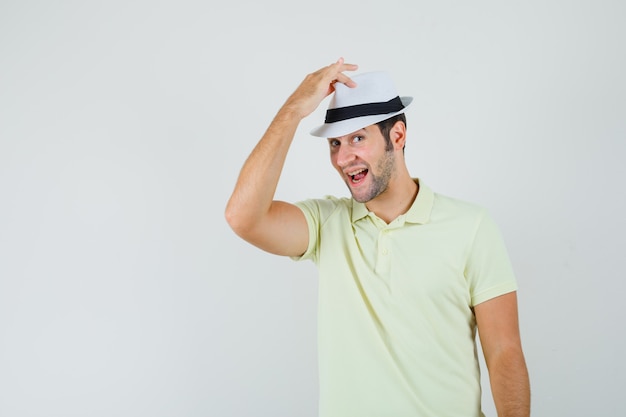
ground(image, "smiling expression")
xmin=328 ymin=125 xmax=397 ymax=203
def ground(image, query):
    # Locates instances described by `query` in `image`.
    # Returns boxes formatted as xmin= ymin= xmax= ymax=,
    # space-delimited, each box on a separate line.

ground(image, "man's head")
xmin=327 ymin=115 xmax=407 ymax=203
xmin=313 ymin=71 xmax=411 ymax=203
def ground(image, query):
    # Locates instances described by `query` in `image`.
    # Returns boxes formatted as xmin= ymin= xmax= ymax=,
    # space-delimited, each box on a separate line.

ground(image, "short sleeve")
xmin=291 ymin=197 xmax=346 ymax=263
xmin=291 ymin=200 xmax=321 ymax=263
xmin=465 ymin=210 xmax=518 ymax=306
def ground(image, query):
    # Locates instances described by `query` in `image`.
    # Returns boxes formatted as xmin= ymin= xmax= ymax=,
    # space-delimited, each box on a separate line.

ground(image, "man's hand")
xmin=282 ymin=57 xmax=358 ymax=120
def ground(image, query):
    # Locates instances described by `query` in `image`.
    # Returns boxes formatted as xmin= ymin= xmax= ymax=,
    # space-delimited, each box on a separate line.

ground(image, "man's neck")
xmin=365 ymin=176 xmax=419 ymax=224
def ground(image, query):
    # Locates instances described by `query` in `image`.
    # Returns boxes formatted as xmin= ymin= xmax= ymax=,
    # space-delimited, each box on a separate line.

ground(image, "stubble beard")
xmin=350 ymin=150 xmax=396 ymax=203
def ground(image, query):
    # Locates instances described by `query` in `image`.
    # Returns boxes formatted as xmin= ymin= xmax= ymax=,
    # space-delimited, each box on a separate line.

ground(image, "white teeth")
xmin=347 ymin=168 xmax=366 ymax=176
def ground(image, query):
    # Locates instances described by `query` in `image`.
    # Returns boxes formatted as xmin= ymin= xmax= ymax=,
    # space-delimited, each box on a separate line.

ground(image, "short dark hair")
xmin=376 ymin=113 xmax=407 ymax=151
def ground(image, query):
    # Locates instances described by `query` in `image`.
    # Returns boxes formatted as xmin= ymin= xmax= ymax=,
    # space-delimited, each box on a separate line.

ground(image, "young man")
xmin=225 ymin=58 xmax=530 ymax=417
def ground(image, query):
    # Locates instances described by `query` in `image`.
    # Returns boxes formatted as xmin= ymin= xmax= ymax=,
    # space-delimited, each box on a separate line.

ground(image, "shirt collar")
xmin=351 ymin=178 xmax=434 ymax=224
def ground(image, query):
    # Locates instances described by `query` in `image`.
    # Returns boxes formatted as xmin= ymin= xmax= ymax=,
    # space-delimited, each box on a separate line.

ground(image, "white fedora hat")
xmin=310 ymin=71 xmax=412 ymax=138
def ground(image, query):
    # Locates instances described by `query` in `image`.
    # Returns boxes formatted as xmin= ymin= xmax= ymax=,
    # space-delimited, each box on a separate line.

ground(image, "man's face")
xmin=328 ymin=124 xmax=396 ymax=203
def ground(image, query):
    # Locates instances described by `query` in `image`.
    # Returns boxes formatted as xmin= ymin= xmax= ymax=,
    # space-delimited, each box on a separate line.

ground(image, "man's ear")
xmin=391 ymin=120 xmax=407 ymax=150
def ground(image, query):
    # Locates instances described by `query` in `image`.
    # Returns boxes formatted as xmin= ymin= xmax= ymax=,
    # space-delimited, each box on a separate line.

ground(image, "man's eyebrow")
xmin=328 ymin=129 xmax=367 ymax=142
xmin=349 ymin=129 xmax=368 ymax=137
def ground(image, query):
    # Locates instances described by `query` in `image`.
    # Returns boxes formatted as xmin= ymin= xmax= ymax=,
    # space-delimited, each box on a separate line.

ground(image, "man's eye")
xmin=352 ymin=136 xmax=364 ymax=143
xmin=329 ymin=140 xmax=340 ymax=147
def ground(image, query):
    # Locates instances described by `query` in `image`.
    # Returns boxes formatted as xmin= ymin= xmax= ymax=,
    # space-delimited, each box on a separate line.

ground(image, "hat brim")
xmin=310 ymin=96 xmax=413 ymax=138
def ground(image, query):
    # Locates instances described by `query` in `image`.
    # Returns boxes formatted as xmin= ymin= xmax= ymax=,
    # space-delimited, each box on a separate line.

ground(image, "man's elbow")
xmin=224 ymin=203 xmax=250 ymax=237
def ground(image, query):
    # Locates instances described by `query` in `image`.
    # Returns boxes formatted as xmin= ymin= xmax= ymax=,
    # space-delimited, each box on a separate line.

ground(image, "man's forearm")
xmin=488 ymin=347 xmax=531 ymax=417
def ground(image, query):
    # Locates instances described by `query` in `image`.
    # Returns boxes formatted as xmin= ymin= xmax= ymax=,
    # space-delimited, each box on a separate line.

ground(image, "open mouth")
xmin=348 ymin=168 xmax=368 ymax=184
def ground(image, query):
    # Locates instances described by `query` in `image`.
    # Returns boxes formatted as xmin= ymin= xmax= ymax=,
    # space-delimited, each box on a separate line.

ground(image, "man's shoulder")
xmin=294 ymin=195 xmax=353 ymax=220
xmin=296 ymin=194 xmax=352 ymax=207
xmin=430 ymin=190 xmax=490 ymax=226
xmin=433 ymin=190 xmax=485 ymax=212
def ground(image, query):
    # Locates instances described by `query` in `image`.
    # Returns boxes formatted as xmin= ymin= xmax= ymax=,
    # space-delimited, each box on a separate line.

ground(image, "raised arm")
xmin=224 ymin=58 xmax=358 ymax=256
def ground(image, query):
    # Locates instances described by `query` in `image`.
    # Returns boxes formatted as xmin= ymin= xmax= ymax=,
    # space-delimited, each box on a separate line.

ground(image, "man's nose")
xmin=336 ymin=146 xmax=356 ymax=168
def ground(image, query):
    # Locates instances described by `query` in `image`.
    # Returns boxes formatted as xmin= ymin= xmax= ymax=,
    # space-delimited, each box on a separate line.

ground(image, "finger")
xmin=332 ymin=57 xmax=358 ymax=73
xmin=335 ymin=72 xmax=357 ymax=88
xmin=327 ymin=58 xmax=358 ymax=87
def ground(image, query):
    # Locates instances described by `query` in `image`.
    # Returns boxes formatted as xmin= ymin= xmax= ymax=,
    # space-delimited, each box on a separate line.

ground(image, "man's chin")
xmin=349 ymin=190 xmax=372 ymax=204
xmin=345 ymin=180 xmax=374 ymax=203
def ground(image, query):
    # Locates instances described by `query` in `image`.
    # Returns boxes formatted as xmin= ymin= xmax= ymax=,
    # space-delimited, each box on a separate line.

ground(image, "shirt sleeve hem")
xmin=471 ymin=282 xmax=518 ymax=306
xmin=290 ymin=202 xmax=316 ymax=262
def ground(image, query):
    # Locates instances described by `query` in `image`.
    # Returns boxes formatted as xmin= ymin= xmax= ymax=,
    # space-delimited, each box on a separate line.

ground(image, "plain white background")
xmin=1 ymin=1 xmax=625 ymax=416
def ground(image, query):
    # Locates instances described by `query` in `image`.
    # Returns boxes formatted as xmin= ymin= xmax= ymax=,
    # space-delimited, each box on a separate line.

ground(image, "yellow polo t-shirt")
xmin=294 ymin=181 xmax=517 ymax=417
